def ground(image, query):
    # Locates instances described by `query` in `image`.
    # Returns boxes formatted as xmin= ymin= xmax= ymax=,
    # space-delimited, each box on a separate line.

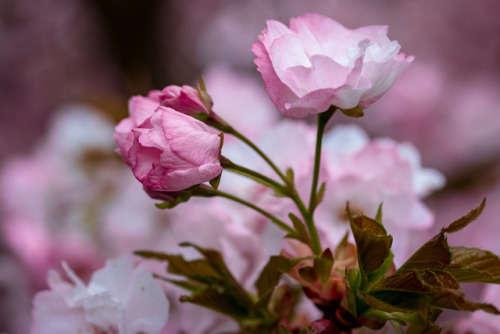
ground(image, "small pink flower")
xmin=159 ymin=85 xmax=212 ymax=116
xmin=252 ymin=13 xmax=413 ymax=118
xmin=115 ymin=105 xmax=223 ymax=192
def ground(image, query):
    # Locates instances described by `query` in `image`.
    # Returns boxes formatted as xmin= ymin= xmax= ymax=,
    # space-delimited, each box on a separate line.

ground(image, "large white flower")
xmin=31 ymin=255 xmax=169 ymax=334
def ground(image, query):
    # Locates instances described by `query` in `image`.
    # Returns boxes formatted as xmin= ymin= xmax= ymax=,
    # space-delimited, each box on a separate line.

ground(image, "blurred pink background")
xmin=1 ymin=0 xmax=500 ymax=332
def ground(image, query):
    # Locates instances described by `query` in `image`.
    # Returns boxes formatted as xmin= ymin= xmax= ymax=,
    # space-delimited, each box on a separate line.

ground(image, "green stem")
xmin=226 ymin=127 xmax=289 ymax=186
xmin=308 ymin=107 xmax=336 ymax=212
xmin=220 ymin=156 xmax=285 ymax=193
xmin=194 ymin=186 xmax=295 ymax=235
xmin=290 ymin=190 xmax=321 ymax=255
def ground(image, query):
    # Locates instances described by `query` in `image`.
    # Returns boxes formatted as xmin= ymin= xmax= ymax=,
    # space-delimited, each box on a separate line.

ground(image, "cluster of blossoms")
xmin=3 ymin=12 xmax=499 ymax=334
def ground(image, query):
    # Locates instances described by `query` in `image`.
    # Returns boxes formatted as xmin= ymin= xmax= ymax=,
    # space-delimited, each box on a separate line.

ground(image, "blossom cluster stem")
xmin=210 ymin=111 xmax=332 ymax=255
xmin=225 ymin=126 xmax=289 ymax=185
xmin=220 ymin=156 xmax=285 ymax=193
xmin=309 ymin=107 xmax=336 ymax=212
xmin=290 ymin=191 xmax=321 ymax=255
xmin=302 ymin=107 xmax=336 ymax=255
xmin=194 ymin=186 xmax=295 ymax=235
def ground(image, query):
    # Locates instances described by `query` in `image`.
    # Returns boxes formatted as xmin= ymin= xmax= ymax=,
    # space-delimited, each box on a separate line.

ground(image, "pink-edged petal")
xmin=252 ymin=41 xmax=299 ymax=116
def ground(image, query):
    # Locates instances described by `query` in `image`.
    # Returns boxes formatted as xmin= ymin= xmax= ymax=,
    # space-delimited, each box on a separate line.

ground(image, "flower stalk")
xmin=192 ymin=185 xmax=296 ymax=235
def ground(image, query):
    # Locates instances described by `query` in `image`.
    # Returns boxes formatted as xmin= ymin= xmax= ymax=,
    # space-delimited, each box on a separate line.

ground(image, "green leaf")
xmin=345 ymin=268 xmax=362 ymax=316
xmin=441 ymin=198 xmax=486 ymax=234
xmin=366 ymin=251 xmax=394 ymax=287
xmin=154 ymin=191 xmax=192 ymax=209
xmin=340 ymin=106 xmax=364 ymax=118
xmin=359 ymin=292 xmax=425 ymax=318
xmin=159 ymin=277 xmax=205 ymax=292
xmin=374 ymin=269 xmax=500 ymax=316
xmin=349 ymin=214 xmax=393 ymax=274
xmin=447 ymin=246 xmax=500 ymax=283
xmin=179 ymin=243 xmax=255 ymax=306
xmin=255 ymin=256 xmax=302 ymax=306
xmin=314 ymin=248 xmax=334 ymax=284
xmin=311 ymin=182 xmax=326 ymax=212
xmin=289 ymin=213 xmax=310 ymax=244
xmin=179 ymin=242 xmax=226 ymax=272
xmin=375 ymin=203 xmax=383 ymax=224
xmin=285 ymin=168 xmax=295 ymax=187
xmin=397 ymin=233 xmax=451 ymax=272
xmin=135 ymin=250 xmax=223 ymax=282
xmin=381 ymin=271 xmax=437 ymax=294
xmin=180 ymin=287 xmax=249 ymax=319
xmin=209 ymin=172 xmax=222 ymax=190
xmin=397 ymin=199 xmax=487 ymax=274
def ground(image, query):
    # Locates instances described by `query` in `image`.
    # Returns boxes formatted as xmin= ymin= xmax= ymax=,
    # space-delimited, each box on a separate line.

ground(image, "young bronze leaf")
xmin=255 ymin=256 xmax=302 ymax=302
xmin=367 ymin=290 xmax=427 ymax=314
xmin=180 ymin=287 xmax=249 ymax=319
xmin=447 ymin=246 xmax=500 ymax=283
xmin=350 ymin=215 xmax=393 ymax=274
xmin=431 ymin=289 xmax=500 ymax=314
xmin=178 ymin=243 xmax=255 ymax=307
xmin=359 ymin=291 xmax=424 ymax=316
xmin=381 ymin=270 xmax=460 ymax=296
xmin=381 ymin=271 xmax=436 ymax=294
xmin=134 ymin=250 xmax=223 ymax=281
xmin=314 ymin=248 xmax=334 ymax=283
xmin=397 ymin=233 xmax=451 ymax=272
xmin=299 ymin=266 xmax=317 ymax=284
xmin=441 ymin=198 xmax=486 ymax=234
xmin=367 ymin=252 xmax=394 ymax=287
xmin=180 ymin=242 xmax=228 ymax=274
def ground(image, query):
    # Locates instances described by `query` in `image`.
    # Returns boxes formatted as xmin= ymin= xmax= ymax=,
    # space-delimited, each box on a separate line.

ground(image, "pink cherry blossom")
xmin=158 ymin=85 xmax=212 ymax=116
xmin=252 ymin=13 xmax=413 ymax=118
xmin=31 ymin=255 xmax=169 ymax=334
xmin=115 ymin=105 xmax=223 ymax=192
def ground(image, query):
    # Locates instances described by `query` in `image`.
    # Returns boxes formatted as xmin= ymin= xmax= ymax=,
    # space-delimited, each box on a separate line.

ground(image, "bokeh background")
xmin=1 ymin=0 xmax=500 ymax=332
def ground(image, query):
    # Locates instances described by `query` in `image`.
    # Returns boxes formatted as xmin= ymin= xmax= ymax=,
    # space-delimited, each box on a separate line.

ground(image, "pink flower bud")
xmin=159 ymin=85 xmax=212 ymax=116
xmin=252 ymin=13 xmax=413 ymax=118
xmin=114 ymin=104 xmax=223 ymax=192
xmin=114 ymin=95 xmax=160 ymax=159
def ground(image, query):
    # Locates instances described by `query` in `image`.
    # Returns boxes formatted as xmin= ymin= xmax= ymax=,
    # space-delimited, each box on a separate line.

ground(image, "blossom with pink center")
xmin=31 ymin=255 xmax=170 ymax=334
xmin=252 ymin=13 xmax=413 ymax=118
xmin=232 ymin=122 xmax=444 ymax=265
xmin=115 ymin=105 xmax=223 ymax=192
xmin=315 ymin=125 xmax=445 ymax=264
